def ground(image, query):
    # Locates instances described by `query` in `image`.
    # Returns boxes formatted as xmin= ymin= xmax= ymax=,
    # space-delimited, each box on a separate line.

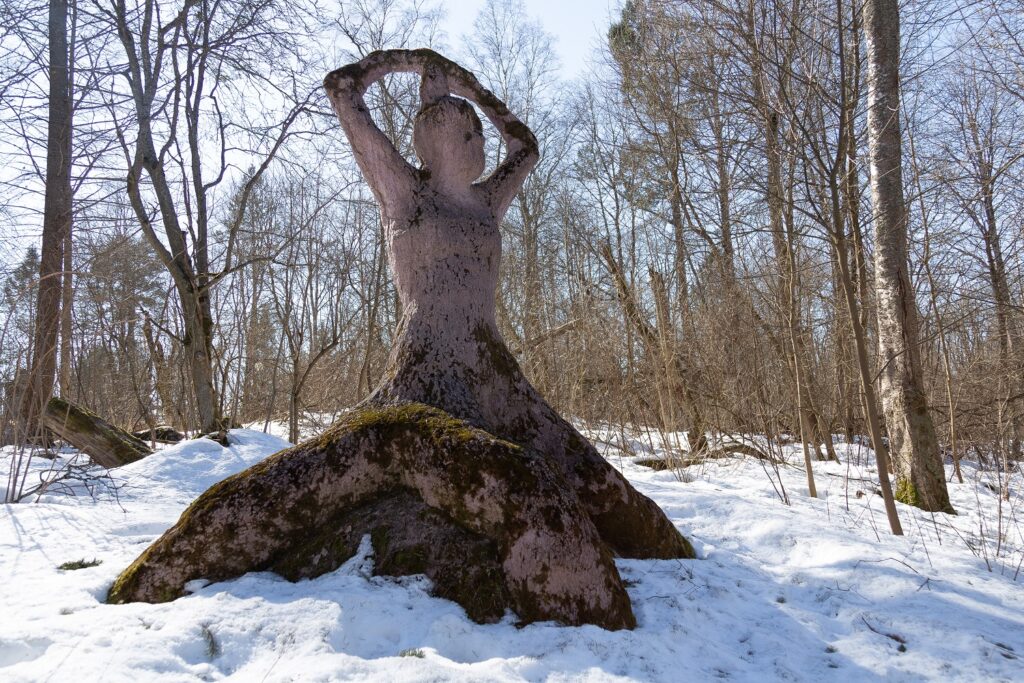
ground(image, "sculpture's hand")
xmin=419 ymin=61 xmax=450 ymax=106
xmin=326 ymin=48 xmax=537 ymax=151
xmin=391 ymin=50 xmax=540 ymax=211
xmin=425 ymin=56 xmax=539 ymax=214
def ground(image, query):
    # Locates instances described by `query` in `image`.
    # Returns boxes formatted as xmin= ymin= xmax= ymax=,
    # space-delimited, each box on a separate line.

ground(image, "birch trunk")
xmin=862 ymin=0 xmax=953 ymax=513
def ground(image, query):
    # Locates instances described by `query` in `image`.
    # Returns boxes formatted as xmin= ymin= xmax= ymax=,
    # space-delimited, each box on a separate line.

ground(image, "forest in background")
xmin=2 ymin=0 xmax=1023 ymax=496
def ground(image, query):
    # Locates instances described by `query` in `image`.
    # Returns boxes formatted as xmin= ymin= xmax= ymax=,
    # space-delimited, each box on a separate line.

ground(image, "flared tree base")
xmin=108 ymin=403 xmax=694 ymax=630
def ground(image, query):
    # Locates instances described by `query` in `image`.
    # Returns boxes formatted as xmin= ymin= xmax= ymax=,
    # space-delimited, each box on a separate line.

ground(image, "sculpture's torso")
xmin=369 ymin=178 xmax=517 ymax=427
xmin=386 ymin=179 xmax=500 ymax=332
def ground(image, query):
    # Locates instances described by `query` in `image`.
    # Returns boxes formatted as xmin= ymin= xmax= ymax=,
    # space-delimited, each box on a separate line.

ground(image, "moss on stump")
xmin=107 ymin=403 xmax=692 ymax=629
xmin=894 ymin=477 xmax=920 ymax=507
xmin=894 ymin=475 xmax=956 ymax=515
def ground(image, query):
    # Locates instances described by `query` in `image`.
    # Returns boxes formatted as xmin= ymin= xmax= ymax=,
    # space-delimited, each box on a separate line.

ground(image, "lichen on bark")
xmin=894 ymin=477 xmax=919 ymax=508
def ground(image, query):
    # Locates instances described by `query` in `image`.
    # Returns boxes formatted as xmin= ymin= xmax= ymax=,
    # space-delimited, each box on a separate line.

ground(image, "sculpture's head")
xmin=414 ymin=96 xmax=485 ymax=186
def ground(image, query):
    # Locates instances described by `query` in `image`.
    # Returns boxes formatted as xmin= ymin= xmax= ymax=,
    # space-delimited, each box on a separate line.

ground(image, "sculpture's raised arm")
xmin=434 ymin=54 xmax=541 ymax=213
xmin=325 ymin=49 xmax=539 ymax=215
xmin=323 ymin=52 xmax=422 ymax=212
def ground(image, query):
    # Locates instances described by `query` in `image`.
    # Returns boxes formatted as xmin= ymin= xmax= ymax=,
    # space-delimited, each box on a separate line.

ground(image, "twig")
xmin=861 ymin=616 xmax=908 ymax=651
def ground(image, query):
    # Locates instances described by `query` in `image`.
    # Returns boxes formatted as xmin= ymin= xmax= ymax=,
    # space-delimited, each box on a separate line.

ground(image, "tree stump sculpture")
xmin=107 ymin=49 xmax=694 ymax=630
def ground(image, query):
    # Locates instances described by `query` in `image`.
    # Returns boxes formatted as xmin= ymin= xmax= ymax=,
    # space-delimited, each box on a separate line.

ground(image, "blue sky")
xmin=439 ymin=0 xmax=618 ymax=79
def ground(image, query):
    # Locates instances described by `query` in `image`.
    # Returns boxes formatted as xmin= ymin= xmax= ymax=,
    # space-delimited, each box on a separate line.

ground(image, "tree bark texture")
xmin=21 ymin=0 xmax=73 ymax=438
xmin=862 ymin=0 xmax=954 ymax=513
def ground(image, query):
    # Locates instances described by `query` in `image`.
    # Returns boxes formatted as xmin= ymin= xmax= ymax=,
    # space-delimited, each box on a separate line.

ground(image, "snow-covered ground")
xmin=1 ymin=426 xmax=1022 ymax=682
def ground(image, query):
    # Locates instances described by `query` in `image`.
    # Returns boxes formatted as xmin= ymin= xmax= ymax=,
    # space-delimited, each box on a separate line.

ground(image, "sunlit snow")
xmin=2 ymin=427 xmax=1021 ymax=682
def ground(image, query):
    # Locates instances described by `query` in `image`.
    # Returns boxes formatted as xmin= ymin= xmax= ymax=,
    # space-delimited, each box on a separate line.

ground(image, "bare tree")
xmin=862 ymin=0 xmax=953 ymax=513
xmin=933 ymin=58 xmax=1024 ymax=464
xmin=464 ymin=0 xmax=571 ymax=396
xmin=20 ymin=0 xmax=74 ymax=438
xmin=263 ymin=172 xmax=355 ymax=442
xmin=94 ymin=0 xmax=315 ymax=433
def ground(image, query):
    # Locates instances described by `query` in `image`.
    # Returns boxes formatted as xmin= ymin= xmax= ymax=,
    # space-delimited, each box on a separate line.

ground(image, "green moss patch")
xmin=894 ymin=478 xmax=920 ymax=507
xmin=58 ymin=558 xmax=102 ymax=571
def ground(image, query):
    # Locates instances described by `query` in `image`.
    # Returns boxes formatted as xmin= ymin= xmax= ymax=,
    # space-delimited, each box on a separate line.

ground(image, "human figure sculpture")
xmin=107 ymin=50 xmax=694 ymax=630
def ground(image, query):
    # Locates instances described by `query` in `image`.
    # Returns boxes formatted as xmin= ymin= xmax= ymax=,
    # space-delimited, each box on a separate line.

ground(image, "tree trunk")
xmin=746 ymin=12 xmax=832 ymax=464
xmin=108 ymin=50 xmax=694 ymax=631
xmin=59 ymin=225 xmax=73 ymax=396
xmin=288 ymin=387 xmax=300 ymax=444
xmin=21 ymin=0 xmax=73 ymax=439
xmin=862 ymin=0 xmax=954 ymax=513
xmin=600 ymin=243 xmax=709 ymax=453
xmin=976 ymin=154 xmax=1022 ymax=460
xmin=833 ymin=216 xmax=904 ymax=535
xmin=182 ymin=286 xmax=223 ymax=434
xmin=907 ymin=127 xmax=964 ymax=483
xmin=142 ymin=317 xmax=181 ymax=428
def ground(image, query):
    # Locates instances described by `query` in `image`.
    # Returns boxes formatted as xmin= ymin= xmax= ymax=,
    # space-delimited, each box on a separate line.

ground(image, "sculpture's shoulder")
xmin=371 ymin=170 xmax=427 ymax=222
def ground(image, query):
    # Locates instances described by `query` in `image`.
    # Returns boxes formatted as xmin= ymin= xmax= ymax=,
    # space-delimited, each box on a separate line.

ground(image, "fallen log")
xmin=42 ymin=397 xmax=153 ymax=468
xmin=131 ymin=425 xmax=186 ymax=444
xmin=635 ymin=442 xmax=775 ymax=470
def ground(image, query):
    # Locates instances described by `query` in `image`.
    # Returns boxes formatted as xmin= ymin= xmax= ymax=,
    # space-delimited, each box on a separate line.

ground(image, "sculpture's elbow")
xmin=526 ymin=143 xmax=540 ymax=167
xmin=323 ymin=64 xmax=362 ymax=94
xmin=506 ymin=120 xmax=537 ymax=149
xmin=519 ymin=139 xmax=540 ymax=175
